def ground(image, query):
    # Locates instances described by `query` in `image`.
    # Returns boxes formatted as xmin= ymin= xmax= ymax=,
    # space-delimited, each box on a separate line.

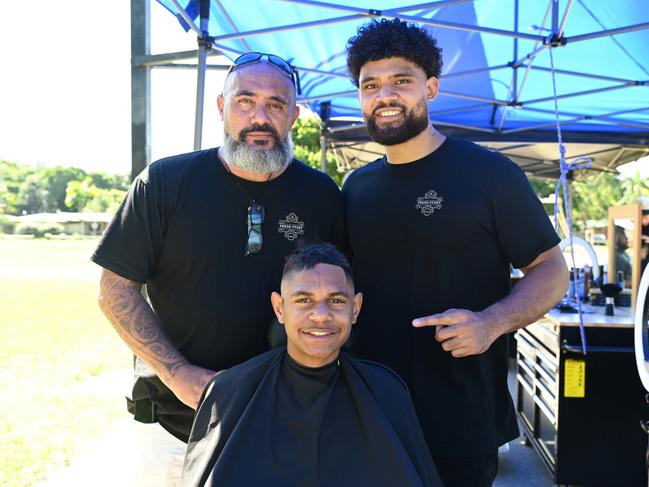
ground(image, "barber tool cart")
xmin=515 ymin=308 xmax=647 ymax=486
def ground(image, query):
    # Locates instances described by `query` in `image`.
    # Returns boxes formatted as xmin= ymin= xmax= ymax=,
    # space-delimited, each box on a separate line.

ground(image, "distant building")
xmin=5 ymin=212 xmax=112 ymax=235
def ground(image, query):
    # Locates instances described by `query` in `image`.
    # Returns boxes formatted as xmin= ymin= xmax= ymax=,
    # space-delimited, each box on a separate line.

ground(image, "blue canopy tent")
xmin=131 ymin=0 xmax=649 ymax=179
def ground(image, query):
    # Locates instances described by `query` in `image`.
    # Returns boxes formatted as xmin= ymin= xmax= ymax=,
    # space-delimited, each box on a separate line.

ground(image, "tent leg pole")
xmin=131 ymin=0 xmax=151 ymax=180
xmin=193 ymin=0 xmax=210 ymax=151
xmin=193 ymin=45 xmax=207 ymax=151
xmin=320 ymin=133 xmax=327 ymax=173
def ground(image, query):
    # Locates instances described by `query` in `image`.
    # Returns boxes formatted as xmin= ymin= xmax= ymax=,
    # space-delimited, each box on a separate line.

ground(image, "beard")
xmin=222 ymin=123 xmax=293 ymax=174
xmin=365 ymin=97 xmax=430 ymax=146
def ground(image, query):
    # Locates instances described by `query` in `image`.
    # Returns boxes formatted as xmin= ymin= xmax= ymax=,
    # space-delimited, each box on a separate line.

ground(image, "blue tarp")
xmin=156 ymin=0 xmax=649 ymax=141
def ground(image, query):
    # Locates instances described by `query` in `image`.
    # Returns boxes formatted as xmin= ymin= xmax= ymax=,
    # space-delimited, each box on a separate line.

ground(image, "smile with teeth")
xmin=302 ymin=329 xmax=336 ymax=337
xmin=377 ymin=109 xmax=403 ymax=117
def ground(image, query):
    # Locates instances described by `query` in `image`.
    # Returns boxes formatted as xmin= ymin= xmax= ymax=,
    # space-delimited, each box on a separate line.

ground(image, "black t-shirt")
xmin=342 ymin=137 xmax=560 ymax=456
xmin=92 ymin=148 xmax=345 ymax=441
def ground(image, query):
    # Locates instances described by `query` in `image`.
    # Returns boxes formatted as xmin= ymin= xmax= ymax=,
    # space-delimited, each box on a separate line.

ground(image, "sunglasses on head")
xmin=245 ymin=202 xmax=265 ymax=256
xmin=227 ymin=52 xmax=297 ymax=88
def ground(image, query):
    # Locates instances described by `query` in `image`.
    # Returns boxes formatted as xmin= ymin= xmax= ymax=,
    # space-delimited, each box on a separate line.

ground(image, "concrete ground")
xmin=493 ymin=368 xmax=554 ymax=487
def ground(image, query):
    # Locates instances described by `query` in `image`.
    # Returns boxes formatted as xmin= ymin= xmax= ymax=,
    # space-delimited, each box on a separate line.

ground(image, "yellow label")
xmin=564 ymin=359 xmax=586 ymax=398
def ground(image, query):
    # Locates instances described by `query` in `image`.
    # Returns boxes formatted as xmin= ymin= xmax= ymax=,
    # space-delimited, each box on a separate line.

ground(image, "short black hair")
xmin=346 ymin=18 xmax=443 ymax=87
xmin=282 ymin=242 xmax=353 ymax=288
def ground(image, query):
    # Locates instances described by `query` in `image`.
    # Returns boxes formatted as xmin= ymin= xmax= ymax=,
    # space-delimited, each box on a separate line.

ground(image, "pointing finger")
xmin=412 ymin=309 xmax=462 ymax=328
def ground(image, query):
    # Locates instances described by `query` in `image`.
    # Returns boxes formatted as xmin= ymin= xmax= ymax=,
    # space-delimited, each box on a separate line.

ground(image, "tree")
xmin=570 ymin=173 xmax=623 ymax=229
xmin=43 ymin=166 xmax=87 ymax=212
xmin=619 ymin=171 xmax=649 ymax=204
xmin=65 ymin=177 xmax=126 ymax=213
xmin=291 ymin=118 xmax=346 ymax=186
xmin=17 ymin=174 xmax=50 ymax=214
xmin=0 ymin=160 xmax=129 ymax=215
xmin=0 ymin=160 xmax=31 ymax=214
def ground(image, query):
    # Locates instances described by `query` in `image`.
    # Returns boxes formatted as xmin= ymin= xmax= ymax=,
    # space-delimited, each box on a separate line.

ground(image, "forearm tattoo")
xmin=99 ymin=270 xmax=185 ymax=377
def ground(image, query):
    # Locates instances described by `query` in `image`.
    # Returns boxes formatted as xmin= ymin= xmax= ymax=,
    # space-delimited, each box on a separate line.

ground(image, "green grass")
xmin=0 ymin=238 xmax=132 ymax=486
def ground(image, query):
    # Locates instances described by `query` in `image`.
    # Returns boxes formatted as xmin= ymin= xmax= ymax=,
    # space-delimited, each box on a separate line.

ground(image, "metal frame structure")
xmin=131 ymin=0 xmax=649 ymax=178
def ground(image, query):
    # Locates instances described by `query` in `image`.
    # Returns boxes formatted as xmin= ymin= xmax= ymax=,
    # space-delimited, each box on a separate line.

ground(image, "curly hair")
xmin=346 ymin=18 xmax=443 ymax=87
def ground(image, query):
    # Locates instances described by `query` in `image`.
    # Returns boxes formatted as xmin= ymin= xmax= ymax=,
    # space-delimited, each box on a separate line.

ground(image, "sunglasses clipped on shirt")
xmin=245 ymin=202 xmax=265 ymax=256
xmin=227 ymin=52 xmax=298 ymax=89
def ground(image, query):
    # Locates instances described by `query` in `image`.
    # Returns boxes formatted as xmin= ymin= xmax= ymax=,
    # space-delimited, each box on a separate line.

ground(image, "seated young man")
xmin=181 ymin=243 xmax=441 ymax=487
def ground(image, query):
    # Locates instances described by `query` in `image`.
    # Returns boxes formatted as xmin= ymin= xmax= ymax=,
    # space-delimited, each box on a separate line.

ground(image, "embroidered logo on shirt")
xmin=416 ymin=190 xmax=444 ymax=216
xmin=278 ymin=213 xmax=305 ymax=241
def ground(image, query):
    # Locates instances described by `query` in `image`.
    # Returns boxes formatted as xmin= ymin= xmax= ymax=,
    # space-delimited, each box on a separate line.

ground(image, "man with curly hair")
xmin=343 ymin=18 xmax=568 ymax=487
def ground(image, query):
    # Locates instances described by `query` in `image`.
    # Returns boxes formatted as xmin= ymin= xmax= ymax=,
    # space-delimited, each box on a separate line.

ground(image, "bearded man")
xmin=343 ymin=20 xmax=568 ymax=487
xmin=93 ymin=52 xmax=344 ymax=486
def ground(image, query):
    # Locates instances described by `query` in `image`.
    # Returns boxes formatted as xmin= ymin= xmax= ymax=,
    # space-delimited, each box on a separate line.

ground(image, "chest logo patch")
xmin=416 ymin=190 xmax=444 ymax=216
xmin=278 ymin=213 xmax=305 ymax=241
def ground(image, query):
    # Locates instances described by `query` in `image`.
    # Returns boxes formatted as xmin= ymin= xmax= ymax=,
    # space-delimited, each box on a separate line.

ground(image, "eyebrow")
xmin=291 ymin=290 xmax=350 ymax=298
xmin=233 ymin=90 xmax=288 ymax=106
xmin=360 ymin=71 xmax=416 ymax=85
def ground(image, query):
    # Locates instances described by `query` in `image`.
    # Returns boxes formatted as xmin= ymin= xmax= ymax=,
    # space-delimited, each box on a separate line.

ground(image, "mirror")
xmin=608 ymin=204 xmax=642 ymax=309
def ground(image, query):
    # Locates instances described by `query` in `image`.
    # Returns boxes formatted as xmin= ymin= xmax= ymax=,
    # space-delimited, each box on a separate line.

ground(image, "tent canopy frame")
xmin=131 ymin=0 xmax=649 ymax=179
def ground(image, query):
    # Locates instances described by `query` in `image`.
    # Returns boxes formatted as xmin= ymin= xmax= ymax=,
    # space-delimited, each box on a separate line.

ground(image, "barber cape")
xmin=182 ymin=348 xmax=441 ymax=487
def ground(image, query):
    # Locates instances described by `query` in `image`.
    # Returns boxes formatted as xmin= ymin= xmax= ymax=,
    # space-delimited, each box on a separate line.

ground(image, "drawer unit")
xmin=515 ymin=318 xmax=646 ymax=486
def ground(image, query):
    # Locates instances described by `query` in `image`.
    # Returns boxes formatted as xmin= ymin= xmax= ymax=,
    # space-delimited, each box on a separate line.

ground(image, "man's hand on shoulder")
xmin=168 ymin=364 xmax=220 ymax=410
xmin=412 ymin=309 xmax=497 ymax=358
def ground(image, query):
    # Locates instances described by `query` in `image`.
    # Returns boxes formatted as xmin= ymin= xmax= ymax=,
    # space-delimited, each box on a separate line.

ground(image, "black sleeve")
xmin=331 ymin=184 xmax=349 ymax=258
xmin=91 ymin=165 xmax=167 ymax=283
xmin=340 ymin=171 xmax=358 ymax=263
xmin=488 ymin=157 xmax=560 ymax=269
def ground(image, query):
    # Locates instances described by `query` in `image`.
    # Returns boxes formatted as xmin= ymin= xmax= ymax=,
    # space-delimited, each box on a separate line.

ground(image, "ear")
xmin=289 ymin=104 xmax=300 ymax=129
xmin=271 ymin=291 xmax=285 ymax=324
xmin=351 ymin=292 xmax=363 ymax=324
xmin=426 ymin=77 xmax=439 ymax=102
xmin=217 ymin=94 xmax=225 ymax=120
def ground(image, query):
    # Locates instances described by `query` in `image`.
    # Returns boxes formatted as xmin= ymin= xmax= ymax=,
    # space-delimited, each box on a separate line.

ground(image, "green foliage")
xmin=570 ymin=173 xmax=624 ymax=229
xmin=291 ymin=118 xmax=346 ymax=187
xmin=536 ymin=172 xmax=649 ymax=232
xmin=0 ymin=214 xmax=14 ymax=234
xmin=43 ymin=166 xmax=87 ymax=211
xmin=0 ymin=160 xmax=128 ymax=215
xmin=64 ymin=178 xmax=126 ymax=213
xmin=528 ymin=178 xmax=556 ymax=198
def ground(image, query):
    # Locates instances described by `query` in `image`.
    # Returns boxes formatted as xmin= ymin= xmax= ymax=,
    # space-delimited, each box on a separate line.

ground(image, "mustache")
xmin=372 ymin=102 xmax=407 ymax=117
xmin=239 ymin=123 xmax=281 ymax=143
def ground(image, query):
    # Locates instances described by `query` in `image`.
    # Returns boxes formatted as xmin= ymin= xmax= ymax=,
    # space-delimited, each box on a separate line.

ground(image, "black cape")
xmin=182 ymin=348 xmax=441 ymax=487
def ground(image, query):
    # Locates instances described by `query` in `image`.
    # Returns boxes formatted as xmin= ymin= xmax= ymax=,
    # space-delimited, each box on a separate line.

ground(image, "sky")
xmin=0 ymin=1 xmax=646 ymax=177
xmin=0 ymin=1 xmax=227 ymax=175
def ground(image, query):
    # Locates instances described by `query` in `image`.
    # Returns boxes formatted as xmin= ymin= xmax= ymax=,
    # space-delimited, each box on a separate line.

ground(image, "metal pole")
xmin=320 ymin=133 xmax=327 ymax=173
xmin=193 ymin=0 xmax=210 ymax=151
xmin=497 ymin=0 xmax=520 ymax=131
xmin=522 ymin=83 xmax=630 ymax=105
xmin=567 ymin=22 xmax=649 ymax=43
xmin=131 ymin=0 xmax=151 ymax=180
xmin=558 ymin=0 xmax=575 ymax=38
xmin=167 ymin=0 xmax=202 ymax=36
